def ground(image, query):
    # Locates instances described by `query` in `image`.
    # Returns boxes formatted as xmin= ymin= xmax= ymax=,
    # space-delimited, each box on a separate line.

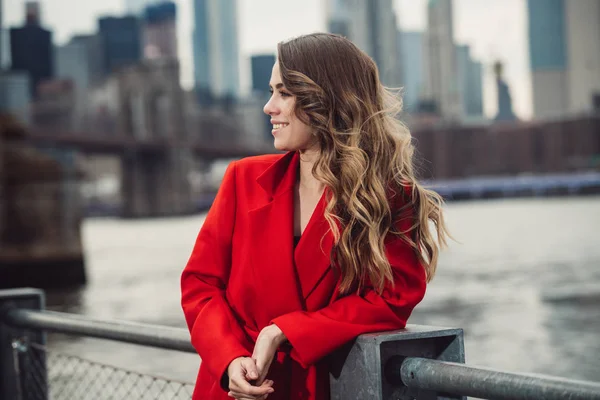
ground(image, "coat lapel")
xmin=293 ymin=191 xmax=335 ymax=301
xmin=248 ymin=152 xmax=304 ymax=314
xmin=248 ymin=151 xmax=338 ymax=315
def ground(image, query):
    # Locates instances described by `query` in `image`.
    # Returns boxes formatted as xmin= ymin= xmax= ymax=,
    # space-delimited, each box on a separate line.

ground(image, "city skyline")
xmin=2 ymin=0 xmax=531 ymax=119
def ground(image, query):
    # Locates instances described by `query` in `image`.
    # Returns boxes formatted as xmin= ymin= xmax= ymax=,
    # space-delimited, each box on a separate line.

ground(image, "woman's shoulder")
xmin=234 ymin=153 xmax=285 ymax=168
xmin=229 ymin=153 xmax=286 ymax=177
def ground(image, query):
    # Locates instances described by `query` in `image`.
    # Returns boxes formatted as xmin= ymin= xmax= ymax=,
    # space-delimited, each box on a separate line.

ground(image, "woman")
xmin=181 ymin=33 xmax=449 ymax=400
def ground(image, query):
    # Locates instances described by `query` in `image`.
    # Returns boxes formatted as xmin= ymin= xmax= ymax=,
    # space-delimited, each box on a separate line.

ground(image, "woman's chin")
xmin=273 ymin=139 xmax=292 ymax=152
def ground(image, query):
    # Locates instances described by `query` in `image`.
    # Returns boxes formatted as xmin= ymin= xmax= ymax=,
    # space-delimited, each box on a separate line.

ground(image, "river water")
xmin=45 ymin=196 xmax=600 ymax=386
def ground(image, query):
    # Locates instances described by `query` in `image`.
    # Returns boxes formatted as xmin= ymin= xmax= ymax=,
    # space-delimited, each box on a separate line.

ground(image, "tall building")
xmin=527 ymin=0 xmax=568 ymax=118
xmin=0 ymin=0 xmax=3 ymax=70
xmin=424 ymin=0 xmax=462 ymax=119
xmin=456 ymin=44 xmax=483 ymax=118
xmin=24 ymin=1 xmax=41 ymax=25
xmin=98 ymin=16 xmax=142 ymax=76
xmin=0 ymin=29 xmax=8 ymax=69
xmin=399 ymin=31 xmax=425 ymax=112
xmin=9 ymin=1 xmax=53 ymax=97
xmin=251 ymin=54 xmax=276 ymax=96
xmin=326 ymin=0 xmax=402 ymax=88
xmin=142 ymin=2 xmax=177 ymax=59
xmin=192 ymin=0 xmax=240 ymax=104
xmin=55 ymin=34 xmax=104 ymax=92
xmin=0 ymin=71 xmax=31 ymax=121
xmin=251 ymin=54 xmax=276 ymax=138
xmin=528 ymin=0 xmax=600 ymax=118
xmin=467 ymin=61 xmax=483 ymax=117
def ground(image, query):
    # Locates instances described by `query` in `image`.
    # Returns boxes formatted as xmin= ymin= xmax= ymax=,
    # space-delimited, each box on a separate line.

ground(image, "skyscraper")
xmin=326 ymin=0 xmax=402 ymax=88
xmin=142 ymin=1 xmax=177 ymax=59
xmin=9 ymin=1 xmax=53 ymax=97
xmin=528 ymin=0 xmax=600 ymax=118
xmin=399 ymin=31 xmax=425 ymax=112
xmin=0 ymin=72 xmax=31 ymax=121
xmin=192 ymin=0 xmax=240 ymax=104
xmin=251 ymin=54 xmax=276 ymax=97
xmin=456 ymin=44 xmax=483 ymax=118
xmin=251 ymin=54 xmax=276 ymax=138
xmin=424 ymin=0 xmax=462 ymax=119
xmin=527 ymin=0 xmax=568 ymax=118
xmin=98 ymin=16 xmax=142 ymax=76
xmin=0 ymin=0 xmax=3 ymax=69
xmin=55 ymin=34 xmax=104 ymax=92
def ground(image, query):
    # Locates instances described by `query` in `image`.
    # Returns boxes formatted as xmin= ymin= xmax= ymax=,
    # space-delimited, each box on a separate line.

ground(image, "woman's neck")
xmin=298 ymin=148 xmax=325 ymax=194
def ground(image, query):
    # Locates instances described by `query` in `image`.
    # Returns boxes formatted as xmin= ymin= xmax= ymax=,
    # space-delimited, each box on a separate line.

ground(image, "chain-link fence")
xmin=11 ymin=339 xmax=194 ymax=400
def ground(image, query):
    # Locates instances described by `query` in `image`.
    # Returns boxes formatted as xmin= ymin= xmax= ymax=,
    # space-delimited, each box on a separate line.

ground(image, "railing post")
xmin=0 ymin=288 xmax=47 ymax=400
xmin=329 ymin=325 xmax=465 ymax=400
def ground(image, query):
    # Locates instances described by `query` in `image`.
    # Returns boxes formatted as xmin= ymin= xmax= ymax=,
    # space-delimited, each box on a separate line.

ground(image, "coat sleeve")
xmin=180 ymin=161 xmax=251 ymax=383
xmin=271 ymin=209 xmax=427 ymax=368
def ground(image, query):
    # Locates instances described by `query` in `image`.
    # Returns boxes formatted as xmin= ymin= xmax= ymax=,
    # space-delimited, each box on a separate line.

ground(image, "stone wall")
xmin=0 ymin=114 xmax=86 ymax=288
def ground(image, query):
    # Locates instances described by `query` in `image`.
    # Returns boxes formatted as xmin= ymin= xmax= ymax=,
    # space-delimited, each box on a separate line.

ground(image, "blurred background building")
xmin=399 ymin=31 xmax=425 ymax=113
xmin=9 ymin=1 xmax=53 ymax=98
xmin=528 ymin=0 xmax=600 ymax=119
xmin=326 ymin=0 xmax=402 ymax=88
xmin=192 ymin=0 xmax=240 ymax=105
xmin=55 ymin=35 xmax=104 ymax=94
xmin=98 ymin=16 xmax=142 ymax=76
xmin=456 ymin=44 xmax=484 ymax=121
xmin=250 ymin=54 xmax=275 ymax=97
xmin=142 ymin=1 xmax=177 ymax=60
xmin=423 ymin=0 xmax=462 ymax=120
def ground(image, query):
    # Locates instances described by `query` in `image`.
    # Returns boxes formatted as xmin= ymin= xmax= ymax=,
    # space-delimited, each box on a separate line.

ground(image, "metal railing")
xmin=4 ymin=307 xmax=194 ymax=353
xmin=0 ymin=288 xmax=196 ymax=400
xmin=1 ymin=288 xmax=600 ymax=400
xmin=11 ymin=339 xmax=194 ymax=400
xmin=391 ymin=357 xmax=600 ymax=400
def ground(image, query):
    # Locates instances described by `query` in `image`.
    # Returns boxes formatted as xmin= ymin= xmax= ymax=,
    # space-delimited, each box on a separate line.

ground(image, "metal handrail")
xmin=3 ymin=308 xmax=195 ymax=353
xmin=393 ymin=357 xmax=600 ymax=400
xmin=4 ymin=307 xmax=600 ymax=400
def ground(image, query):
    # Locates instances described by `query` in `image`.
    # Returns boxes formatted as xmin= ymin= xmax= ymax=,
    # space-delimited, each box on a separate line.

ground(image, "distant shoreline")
xmin=84 ymin=186 xmax=600 ymax=218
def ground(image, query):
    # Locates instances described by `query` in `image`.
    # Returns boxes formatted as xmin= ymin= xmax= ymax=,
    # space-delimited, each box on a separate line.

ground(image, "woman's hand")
xmin=252 ymin=324 xmax=287 ymax=386
xmin=227 ymin=357 xmax=274 ymax=399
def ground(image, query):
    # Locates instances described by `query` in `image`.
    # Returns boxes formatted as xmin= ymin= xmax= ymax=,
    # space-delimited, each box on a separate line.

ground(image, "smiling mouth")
xmin=272 ymin=123 xmax=289 ymax=130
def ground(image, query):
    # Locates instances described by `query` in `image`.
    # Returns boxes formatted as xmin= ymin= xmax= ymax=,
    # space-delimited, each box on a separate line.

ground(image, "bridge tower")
xmin=117 ymin=59 xmax=195 ymax=217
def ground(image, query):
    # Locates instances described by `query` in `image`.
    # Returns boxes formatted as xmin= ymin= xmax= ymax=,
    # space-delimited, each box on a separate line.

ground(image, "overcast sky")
xmin=3 ymin=0 xmax=531 ymax=119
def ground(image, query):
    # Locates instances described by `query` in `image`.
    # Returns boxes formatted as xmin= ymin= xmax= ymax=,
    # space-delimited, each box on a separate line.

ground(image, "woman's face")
xmin=263 ymin=63 xmax=317 ymax=152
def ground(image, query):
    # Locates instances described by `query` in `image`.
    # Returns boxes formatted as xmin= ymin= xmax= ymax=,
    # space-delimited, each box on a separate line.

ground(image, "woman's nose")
xmin=263 ymin=96 xmax=278 ymax=116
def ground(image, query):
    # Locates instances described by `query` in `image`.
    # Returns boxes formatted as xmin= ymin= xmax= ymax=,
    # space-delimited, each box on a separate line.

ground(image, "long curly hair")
xmin=277 ymin=33 xmax=449 ymax=294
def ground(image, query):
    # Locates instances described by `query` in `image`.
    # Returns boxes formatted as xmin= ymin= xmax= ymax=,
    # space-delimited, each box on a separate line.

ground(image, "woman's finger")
xmin=228 ymin=391 xmax=262 ymax=400
xmin=228 ymin=385 xmax=272 ymax=400
xmin=229 ymin=377 xmax=274 ymax=398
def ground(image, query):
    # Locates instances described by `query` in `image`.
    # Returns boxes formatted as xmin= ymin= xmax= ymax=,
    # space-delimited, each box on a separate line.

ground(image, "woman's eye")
xmin=280 ymin=91 xmax=291 ymax=97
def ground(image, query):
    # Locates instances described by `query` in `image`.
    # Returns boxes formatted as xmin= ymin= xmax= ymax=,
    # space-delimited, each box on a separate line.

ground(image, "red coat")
xmin=181 ymin=151 xmax=426 ymax=400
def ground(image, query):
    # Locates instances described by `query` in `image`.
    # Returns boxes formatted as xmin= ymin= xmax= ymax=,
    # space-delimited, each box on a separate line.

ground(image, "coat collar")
xmin=256 ymin=151 xmax=298 ymax=199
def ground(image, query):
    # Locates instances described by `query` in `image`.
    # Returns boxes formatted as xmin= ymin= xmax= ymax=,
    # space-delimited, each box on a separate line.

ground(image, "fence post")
xmin=0 ymin=288 xmax=47 ymax=400
xmin=329 ymin=325 xmax=465 ymax=400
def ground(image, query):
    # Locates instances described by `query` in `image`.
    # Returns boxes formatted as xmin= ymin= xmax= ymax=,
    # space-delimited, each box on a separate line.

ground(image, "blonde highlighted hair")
xmin=277 ymin=33 xmax=449 ymax=294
